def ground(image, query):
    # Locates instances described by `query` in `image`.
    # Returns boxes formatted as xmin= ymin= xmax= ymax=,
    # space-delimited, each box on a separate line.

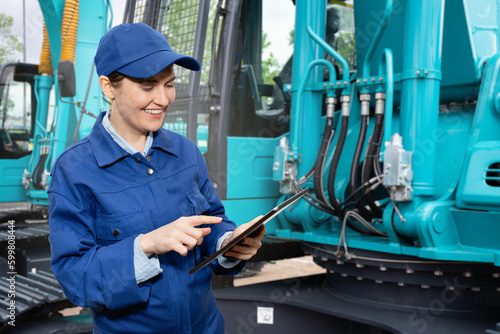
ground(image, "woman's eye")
xmin=143 ymin=87 xmax=153 ymax=92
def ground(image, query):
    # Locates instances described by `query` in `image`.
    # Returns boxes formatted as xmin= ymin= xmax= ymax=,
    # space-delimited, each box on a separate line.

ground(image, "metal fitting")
xmin=22 ymin=169 xmax=31 ymax=190
xmin=326 ymin=97 xmax=336 ymax=105
xmin=340 ymin=95 xmax=350 ymax=103
xmin=326 ymin=97 xmax=336 ymax=118
xmin=375 ymin=93 xmax=386 ymax=115
xmin=273 ymin=137 xmax=298 ymax=194
xmin=383 ymin=133 xmax=413 ymax=201
xmin=340 ymin=95 xmax=351 ymax=117
xmin=41 ymin=170 xmax=51 ymax=190
xmin=391 ymin=133 xmax=403 ymax=146
xmin=360 ymin=94 xmax=371 ymax=116
xmin=359 ymin=93 xmax=371 ymax=102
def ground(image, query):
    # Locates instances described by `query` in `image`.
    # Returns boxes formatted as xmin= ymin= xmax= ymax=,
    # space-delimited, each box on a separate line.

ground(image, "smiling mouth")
xmin=144 ymin=109 xmax=163 ymax=115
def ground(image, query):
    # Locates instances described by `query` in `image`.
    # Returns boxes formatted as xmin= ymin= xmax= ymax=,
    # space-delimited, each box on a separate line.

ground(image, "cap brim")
xmin=115 ymin=50 xmax=200 ymax=78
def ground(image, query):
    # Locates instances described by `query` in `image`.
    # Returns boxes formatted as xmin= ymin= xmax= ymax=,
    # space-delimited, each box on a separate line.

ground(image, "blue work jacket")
xmin=48 ymin=112 xmax=245 ymax=333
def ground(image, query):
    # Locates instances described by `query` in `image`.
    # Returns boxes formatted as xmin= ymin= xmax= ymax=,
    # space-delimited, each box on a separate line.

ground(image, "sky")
xmin=2 ymin=0 xmax=294 ymax=66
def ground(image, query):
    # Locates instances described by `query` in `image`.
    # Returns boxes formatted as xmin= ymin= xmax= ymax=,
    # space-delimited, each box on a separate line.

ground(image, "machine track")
xmin=0 ymin=208 xmax=78 ymax=331
xmin=303 ymin=243 xmax=500 ymax=333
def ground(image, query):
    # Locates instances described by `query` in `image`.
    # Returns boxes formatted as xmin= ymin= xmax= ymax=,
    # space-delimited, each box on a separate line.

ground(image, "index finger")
xmin=188 ymin=215 xmax=223 ymax=227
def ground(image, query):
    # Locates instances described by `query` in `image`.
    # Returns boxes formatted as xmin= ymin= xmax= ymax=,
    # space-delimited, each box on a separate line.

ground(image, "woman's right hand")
xmin=139 ymin=216 xmax=222 ymax=257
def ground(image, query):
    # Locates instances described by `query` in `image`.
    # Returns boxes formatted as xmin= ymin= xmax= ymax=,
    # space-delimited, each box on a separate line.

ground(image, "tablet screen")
xmin=189 ymin=188 xmax=308 ymax=274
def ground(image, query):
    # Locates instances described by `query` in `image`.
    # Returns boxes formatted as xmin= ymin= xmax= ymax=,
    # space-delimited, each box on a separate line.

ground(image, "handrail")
xmin=362 ymin=0 xmax=393 ymax=78
xmin=306 ymin=26 xmax=350 ymax=88
xmin=304 ymin=2 xmax=349 ymax=90
xmin=292 ymin=59 xmax=337 ymax=156
xmin=378 ymin=48 xmax=394 ymax=145
xmin=105 ymin=0 xmax=113 ymax=30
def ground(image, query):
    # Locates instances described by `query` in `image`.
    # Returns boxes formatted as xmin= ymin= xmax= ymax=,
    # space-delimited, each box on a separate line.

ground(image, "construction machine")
xmin=1 ymin=0 xmax=500 ymax=333
xmin=0 ymin=0 xmax=109 ymax=331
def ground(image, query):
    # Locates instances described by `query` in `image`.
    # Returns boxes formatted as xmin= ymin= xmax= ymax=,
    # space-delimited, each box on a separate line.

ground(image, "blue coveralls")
xmin=48 ymin=112 xmax=245 ymax=333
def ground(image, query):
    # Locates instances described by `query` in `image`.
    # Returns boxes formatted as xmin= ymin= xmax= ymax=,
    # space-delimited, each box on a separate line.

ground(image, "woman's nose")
xmin=153 ymin=87 xmax=170 ymax=106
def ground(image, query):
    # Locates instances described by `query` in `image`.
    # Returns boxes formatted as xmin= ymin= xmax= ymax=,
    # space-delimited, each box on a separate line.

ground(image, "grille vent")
xmin=486 ymin=162 xmax=500 ymax=187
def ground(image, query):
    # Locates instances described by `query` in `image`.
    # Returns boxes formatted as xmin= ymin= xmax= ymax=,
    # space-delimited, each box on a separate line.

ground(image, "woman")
xmin=48 ymin=23 xmax=265 ymax=334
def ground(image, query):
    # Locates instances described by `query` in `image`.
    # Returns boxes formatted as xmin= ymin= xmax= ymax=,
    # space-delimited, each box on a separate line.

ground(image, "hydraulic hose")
xmin=60 ymin=0 xmax=80 ymax=62
xmin=350 ymin=114 xmax=374 ymax=218
xmin=375 ymin=120 xmax=384 ymax=177
xmin=327 ymin=100 xmax=375 ymax=235
xmin=39 ymin=22 xmax=52 ymax=75
xmin=33 ymin=147 xmax=48 ymax=190
xmin=292 ymin=59 xmax=336 ymax=163
xmin=327 ymin=115 xmax=349 ymax=218
xmin=314 ymin=114 xmax=334 ymax=209
xmin=349 ymin=92 xmax=374 ymax=218
xmin=361 ymin=113 xmax=384 ymax=217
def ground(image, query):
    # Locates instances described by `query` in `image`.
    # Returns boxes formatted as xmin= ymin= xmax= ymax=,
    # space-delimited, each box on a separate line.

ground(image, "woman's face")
xmin=108 ymin=65 xmax=176 ymax=137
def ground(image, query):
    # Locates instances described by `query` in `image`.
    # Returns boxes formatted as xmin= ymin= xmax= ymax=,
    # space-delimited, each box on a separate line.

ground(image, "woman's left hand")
xmin=221 ymin=216 xmax=266 ymax=260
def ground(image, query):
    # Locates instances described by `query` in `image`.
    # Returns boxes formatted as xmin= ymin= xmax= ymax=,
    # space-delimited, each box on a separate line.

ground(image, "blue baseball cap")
xmin=94 ymin=23 xmax=200 ymax=78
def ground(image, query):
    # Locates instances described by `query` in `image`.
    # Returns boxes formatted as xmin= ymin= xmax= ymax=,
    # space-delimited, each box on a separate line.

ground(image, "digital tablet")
xmin=188 ymin=188 xmax=309 ymax=274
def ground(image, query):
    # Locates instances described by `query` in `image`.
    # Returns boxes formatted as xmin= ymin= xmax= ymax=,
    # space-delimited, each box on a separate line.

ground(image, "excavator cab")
xmin=0 ymin=63 xmax=38 ymax=159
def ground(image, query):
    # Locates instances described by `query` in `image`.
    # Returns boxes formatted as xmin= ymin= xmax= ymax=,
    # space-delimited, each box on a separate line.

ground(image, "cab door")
xmin=0 ymin=63 xmax=38 ymax=203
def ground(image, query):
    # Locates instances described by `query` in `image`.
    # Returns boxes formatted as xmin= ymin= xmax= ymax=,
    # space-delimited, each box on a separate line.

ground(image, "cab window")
xmin=0 ymin=63 xmax=38 ymax=159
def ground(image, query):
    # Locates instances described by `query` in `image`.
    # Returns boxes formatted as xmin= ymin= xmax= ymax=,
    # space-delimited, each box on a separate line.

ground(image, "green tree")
xmin=335 ymin=5 xmax=356 ymax=70
xmin=336 ymin=31 xmax=356 ymax=70
xmin=261 ymin=32 xmax=280 ymax=85
xmin=287 ymin=29 xmax=294 ymax=46
xmin=0 ymin=13 xmax=23 ymax=63
xmin=0 ymin=13 xmax=23 ymax=126
xmin=200 ymin=2 xmax=219 ymax=85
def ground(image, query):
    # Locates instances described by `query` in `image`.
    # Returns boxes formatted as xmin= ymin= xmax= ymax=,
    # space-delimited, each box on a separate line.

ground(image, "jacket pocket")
xmin=186 ymin=187 xmax=211 ymax=215
xmin=96 ymin=210 xmax=147 ymax=242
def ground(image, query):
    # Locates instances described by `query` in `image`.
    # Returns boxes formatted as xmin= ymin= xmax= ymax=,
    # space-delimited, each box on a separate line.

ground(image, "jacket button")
xmin=147 ymin=168 xmax=154 ymax=175
xmin=113 ymin=229 xmax=120 ymax=237
xmin=135 ymin=157 xmax=141 ymax=163
xmin=146 ymin=156 xmax=151 ymax=161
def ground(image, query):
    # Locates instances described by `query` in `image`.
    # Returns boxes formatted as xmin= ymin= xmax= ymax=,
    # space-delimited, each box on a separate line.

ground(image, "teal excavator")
xmin=1 ymin=0 xmax=500 ymax=333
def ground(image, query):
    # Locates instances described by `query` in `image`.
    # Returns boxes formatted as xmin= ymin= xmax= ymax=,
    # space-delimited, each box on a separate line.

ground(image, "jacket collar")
xmin=89 ymin=111 xmax=178 ymax=168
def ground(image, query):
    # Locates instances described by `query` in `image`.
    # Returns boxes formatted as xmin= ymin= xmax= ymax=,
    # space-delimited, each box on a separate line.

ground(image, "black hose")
xmin=33 ymin=152 xmax=47 ymax=190
xmin=340 ymin=176 xmax=382 ymax=209
xmin=324 ymin=115 xmax=380 ymax=236
xmin=313 ymin=116 xmax=333 ymax=208
xmin=32 ymin=155 xmax=42 ymax=189
xmin=350 ymin=115 xmax=374 ymax=218
xmin=300 ymin=111 xmax=339 ymax=185
xmin=327 ymin=116 xmax=356 ymax=227
xmin=375 ymin=118 xmax=385 ymax=177
xmin=361 ymin=114 xmax=384 ymax=217
xmin=326 ymin=112 xmax=380 ymax=235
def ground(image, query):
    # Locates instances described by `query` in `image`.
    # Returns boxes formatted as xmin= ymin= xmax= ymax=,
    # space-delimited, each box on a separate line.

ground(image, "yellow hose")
xmin=38 ymin=0 xmax=79 ymax=74
xmin=60 ymin=0 xmax=80 ymax=62
xmin=38 ymin=22 xmax=52 ymax=75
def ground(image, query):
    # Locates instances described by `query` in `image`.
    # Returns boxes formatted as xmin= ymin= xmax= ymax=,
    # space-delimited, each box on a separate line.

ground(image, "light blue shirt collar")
xmin=101 ymin=109 xmax=153 ymax=156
